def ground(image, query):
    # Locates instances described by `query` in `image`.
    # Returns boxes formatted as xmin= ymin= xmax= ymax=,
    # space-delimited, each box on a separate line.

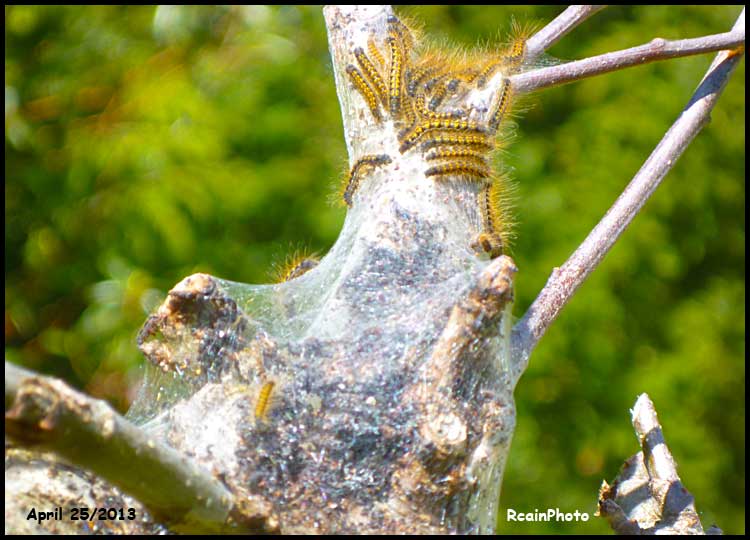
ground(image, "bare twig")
xmin=596 ymin=394 xmax=720 ymax=534
xmin=510 ymin=9 xmax=745 ymax=383
xmin=514 ymin=23 xmax=744 ymax=94
xmin=525 ymin=5 xmax=607 ymax=61
xmin=4 ymin=361 xmax=276 ymax=534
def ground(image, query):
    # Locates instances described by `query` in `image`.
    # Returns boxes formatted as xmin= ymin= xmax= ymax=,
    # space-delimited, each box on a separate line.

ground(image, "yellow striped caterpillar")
xmin=355 ymin=47 xmax=388 ymax=105
xmin=367 ymin=37 xmax=386 ymax=69
xmin=346 ymin=65 xmax=383 ymax=121
xmin=399 ymin=118 xmax=488 ymax=153
xmin=386 ymin=32 xmax=404 ymax=117
xmin=489 ymin=78 xmax=513 ymax=132
xmin=419 ymin=131 xmax=495 ymax=152
xmin=424 ymin=159 xmax=492 ymax=181
xmin=426 ymin=147 xmax=489 ymax=162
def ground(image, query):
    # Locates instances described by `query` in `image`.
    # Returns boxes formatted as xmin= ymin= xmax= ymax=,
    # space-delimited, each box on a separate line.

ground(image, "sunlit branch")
xmin=514 ymin=25 xmax=745 ymax=94
xmin=510 ymin=9 xmax=745 ymax=382
xmin=525 ymin=5 xmax=607 ymax=61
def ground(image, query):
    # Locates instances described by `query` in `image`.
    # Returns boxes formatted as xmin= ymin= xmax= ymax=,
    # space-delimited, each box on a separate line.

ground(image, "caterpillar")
xmin=354 ymin=46 xmax=388 ymax=105
xmin=272 ymin=248 xmax=321 ymax=283
xmin=426 ymin=147 xmax=489 ymax=162
xmin=419 ymin=131 xmax=495 ymax=152
xmin=343 ymin=154 xmax=392 ymax=206
xmin=415 ymin=95 xmax=462 ymax=120
xmin=386 ymin=33 xmax=404 ymax=117
xmin=488 ymin=78 xmax=513 ymax=132
xmin=428 ymin=78 xmax=460 ymax=112
xmin=475 ymin=59 xmax=504 ymax=89
xmin=386 ymin=15 xmax=416 ymax=59
xmin=255 ymin=381 xmax=276 ymax=422
xmin=424 ymin=159 xmax=492 ymax=181
xmin=406 ymin=64 xmax=439 ymax=97
xmin=503 ymin=36 xmax=527 ymax=73
xmin=473 ymin=174 xmax=515 ymax=258
xmin=277 ymin=254 xmax=320 ymax=282
xmin=346 ymin=65 xmax=382 ymax=121
xmin=367 ymin=37 xmax=386 ymax=69
xmin=399 ymin=118 xmax=488 ymax=153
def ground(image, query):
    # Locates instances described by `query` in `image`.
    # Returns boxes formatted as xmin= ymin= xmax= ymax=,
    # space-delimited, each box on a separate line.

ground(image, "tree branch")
xmin=510 ymin=9 xmax=745 ymax=383
xmin=525 ymin=5 xmax=607 ymax=61
xmin=4 ymin=361 xmax=277 ymax=534
xmin=514 ymin=21 xmax=744 ymax=94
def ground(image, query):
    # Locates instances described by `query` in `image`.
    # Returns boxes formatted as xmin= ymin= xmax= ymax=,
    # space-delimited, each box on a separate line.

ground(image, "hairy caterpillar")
xmin=276 ymin=254 xmax=320 ymax=282
xmin=426 ymin=147 xmax=489 ymax=162
xmin=415 ymin=94 xmax=461 ymax=120
xmin=419 ymin=131 xmax=495 ymax=152
xmin=367 ymin=37 xmax=386 ymax=69
xmin=504 ymin=36 xmax=527 ymax=72
xmin=343 ymin=154 xmax=392 ymax=206
xmin=427 ymin=78 xmax=460 ymax=112
xmin=272 ymin=249 xmax=321 ymax=283
xmin=346 ymin=65 xmax=382 ymax=121
xmin=424 ymin=159 xmax=492 ymax=181
xmin=354 ymin=47 xmax=388 ymax=105
xmin=399 ymin=118 xmax=488 ymax=153
xmin=386 ymin=33 xmax=404 ymax=117
xmin=489 ymin=79 xmax=513 ymax=132
xmin=406 ymin=64 xmax=439 ymax=97
xmin=474 ymin=174 xmax=515 ymax=258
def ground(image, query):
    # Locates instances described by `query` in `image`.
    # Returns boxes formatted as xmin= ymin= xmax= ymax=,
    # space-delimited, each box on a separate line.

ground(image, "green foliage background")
xmin=5 ymin=5 xmax=744 ymax=534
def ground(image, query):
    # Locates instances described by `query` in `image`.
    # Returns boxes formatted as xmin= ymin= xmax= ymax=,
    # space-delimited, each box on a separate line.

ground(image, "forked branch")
xmin=525 ymin=5 xmax=606 ymax=61
xmin=515 ymin=26 xmax=744 ymax=94
xmin=510 ymin=8 xmax=745 ymax=382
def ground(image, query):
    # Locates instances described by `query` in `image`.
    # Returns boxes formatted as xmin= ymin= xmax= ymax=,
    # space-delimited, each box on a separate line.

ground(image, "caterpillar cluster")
xmin=344 ymin=14 xmax=528 ymax=258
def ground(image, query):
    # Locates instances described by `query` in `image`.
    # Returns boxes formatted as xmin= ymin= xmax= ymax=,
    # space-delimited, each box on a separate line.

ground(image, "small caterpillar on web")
xmin=272 ymin=248 xmax=321 ymax=283
xmin=255 ymin=381 xmax=276 ymax=423
xmin=342 ymin=154 xmax=392 ymax=206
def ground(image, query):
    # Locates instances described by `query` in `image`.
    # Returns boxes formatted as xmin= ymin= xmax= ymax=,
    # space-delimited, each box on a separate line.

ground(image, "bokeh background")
xmin=5 ymin=5 xmax=744 ymax=534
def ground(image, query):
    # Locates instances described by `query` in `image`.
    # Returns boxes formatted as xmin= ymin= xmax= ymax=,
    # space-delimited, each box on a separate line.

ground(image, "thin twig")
xmin=510 ymin=9 xmax=745 ymax=384
xmin=525 ymin=5 xmax=607 ymax=61
xmin=4 ymin=361 xmax=275 ymax=534
xmin=514 ymin=24 xmax=745 ymax=94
